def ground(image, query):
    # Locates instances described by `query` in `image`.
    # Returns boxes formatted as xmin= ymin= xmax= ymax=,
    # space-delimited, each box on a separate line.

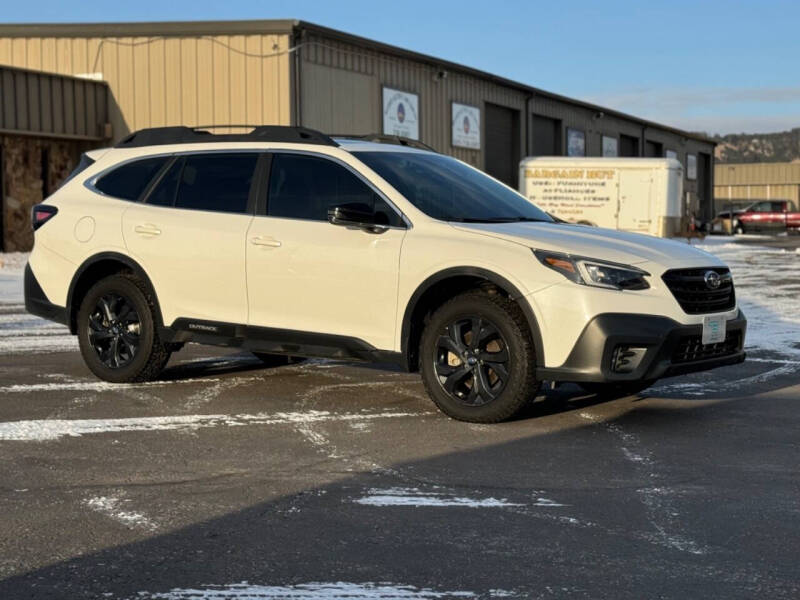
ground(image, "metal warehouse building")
xmin=0 ymin=19 xmax=716 ymax=251
xmin=715 ymin=162 xmax=800 ymax=213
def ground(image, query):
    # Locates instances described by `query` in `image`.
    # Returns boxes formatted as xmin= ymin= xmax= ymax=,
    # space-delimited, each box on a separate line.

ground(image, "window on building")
xmin=267 ymin=153 xmax=403 ymax=226
xmin=566 ymin=128 xmax=586 ymax=157
xmin=94 ymin=156 xmax=169 ymax=201
xmin=172 ymin=154 xmax=257 ymax=214
xmin=602 ymin=136 xmax=618 ymax=157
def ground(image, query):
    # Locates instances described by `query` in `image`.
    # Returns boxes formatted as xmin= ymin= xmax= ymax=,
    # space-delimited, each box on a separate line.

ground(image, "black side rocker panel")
xmin=24 ymin=264 xmax=68 ymax=326
xmin=165 ymin=318 xmax=405 ymax=366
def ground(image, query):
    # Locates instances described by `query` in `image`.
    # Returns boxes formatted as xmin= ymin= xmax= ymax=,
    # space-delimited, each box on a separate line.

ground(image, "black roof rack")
xmin=332 ymin=134 xmax=436 ymax=152
xmin=115 ymin=125 xmax=338 ymax=148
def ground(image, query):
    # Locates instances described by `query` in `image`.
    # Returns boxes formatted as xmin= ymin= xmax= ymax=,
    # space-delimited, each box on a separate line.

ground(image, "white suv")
xmin=25 ymin=126 xmax=746 ymax=422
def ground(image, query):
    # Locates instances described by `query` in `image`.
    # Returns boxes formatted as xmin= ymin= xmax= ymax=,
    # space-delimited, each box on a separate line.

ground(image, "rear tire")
xmin=419 ymin=290 xmax=540 ymax=423
xmin=77 ymin=274 xmax=170 ymax=383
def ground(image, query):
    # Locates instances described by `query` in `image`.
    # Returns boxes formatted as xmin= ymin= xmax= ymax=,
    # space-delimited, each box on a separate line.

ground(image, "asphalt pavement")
xmin=1 ymin=237 xmax=799 ymax=599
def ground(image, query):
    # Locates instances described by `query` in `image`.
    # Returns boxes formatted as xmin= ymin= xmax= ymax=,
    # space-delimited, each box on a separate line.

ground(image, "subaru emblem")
xmin=704 ymin=270 xmax=721 ymax=289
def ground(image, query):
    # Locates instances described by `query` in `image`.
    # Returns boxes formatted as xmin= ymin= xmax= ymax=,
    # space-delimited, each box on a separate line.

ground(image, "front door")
xmin=246 ymin=152 xmax=406 ymax=351
xmin=122 ymin=152 xmax=258 ymax=326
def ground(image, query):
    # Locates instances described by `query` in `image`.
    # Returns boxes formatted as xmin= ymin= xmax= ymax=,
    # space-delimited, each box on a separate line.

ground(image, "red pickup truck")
xmin=714 ymin=200 xmax=800 ymax=234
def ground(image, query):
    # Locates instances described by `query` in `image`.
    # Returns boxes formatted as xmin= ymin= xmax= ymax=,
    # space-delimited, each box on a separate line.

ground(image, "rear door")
xmin=122 ymin=152 xmax=260 ymax=326
xmin=617 ymin=169 xmax=652 ymax=232
xmin=246 ymin=152 xmax=406 ymax=351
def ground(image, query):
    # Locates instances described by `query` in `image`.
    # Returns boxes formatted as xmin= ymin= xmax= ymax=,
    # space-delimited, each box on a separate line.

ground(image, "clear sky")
xmin=4 ymin=0 xmax=799 ymax=135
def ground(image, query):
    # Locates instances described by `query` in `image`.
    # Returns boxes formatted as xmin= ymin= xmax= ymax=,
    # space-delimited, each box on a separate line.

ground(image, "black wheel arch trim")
xmin=66 ymin=252 xmax=165 ymax=334
xmin=400 ymin=267 xmax=544 ymax=370
xmin=24 ymin=263 xmax=69 ymax=326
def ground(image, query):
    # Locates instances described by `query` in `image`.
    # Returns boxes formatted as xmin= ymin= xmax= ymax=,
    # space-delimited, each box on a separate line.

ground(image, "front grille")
xmin=661 ymin=267 xmax=736 ymax=314
xmin=671 ymin=330 xmax=742 ymax=364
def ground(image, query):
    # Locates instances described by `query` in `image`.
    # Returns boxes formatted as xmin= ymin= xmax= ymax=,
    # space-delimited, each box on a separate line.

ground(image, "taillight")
xmin=32 ymin=204 xmax=58 ymax=230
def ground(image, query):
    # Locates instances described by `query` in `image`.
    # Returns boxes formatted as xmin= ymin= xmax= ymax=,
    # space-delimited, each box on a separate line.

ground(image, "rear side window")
xmin=147 ymin=158 xmax=183 ymax=207
xmin=267 ymin=153 xmax=403 ymax=226
xmin=94 ymin=157 xmax=168 ymax=200
xmin=172 ymin=154 xmax=257 ymax=214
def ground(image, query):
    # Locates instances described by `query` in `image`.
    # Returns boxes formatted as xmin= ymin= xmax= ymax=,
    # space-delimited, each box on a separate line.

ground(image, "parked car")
xmin=519 ymin=157 xmax=685 ymax=237
xmin=25 ymin=126 xmax=746 ymax=422
xmin=713 ymin=200 xmax=800 ymax=234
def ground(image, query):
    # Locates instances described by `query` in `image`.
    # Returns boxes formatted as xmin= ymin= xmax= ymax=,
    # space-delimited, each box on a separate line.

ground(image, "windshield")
xmin=353 ymin=151 xmax=553 ymax=223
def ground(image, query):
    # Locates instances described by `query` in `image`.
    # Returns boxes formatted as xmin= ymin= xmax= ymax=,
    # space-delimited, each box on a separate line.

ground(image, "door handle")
xmin=250 ymin=236 xmax=282 ymax=247
xmin=134 ymin=224 xmax=161 ymax=236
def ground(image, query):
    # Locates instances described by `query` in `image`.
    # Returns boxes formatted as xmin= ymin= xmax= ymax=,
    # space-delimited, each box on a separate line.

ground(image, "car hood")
xmin=451 ymin=222 xmax=725 ymax=269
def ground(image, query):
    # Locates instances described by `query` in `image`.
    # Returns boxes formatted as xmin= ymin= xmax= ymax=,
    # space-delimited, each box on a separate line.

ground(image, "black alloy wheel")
xmin=434 ymin=316 xmax=510 ymax=406
xmin=77 ymin=274 xmax=171 ymax=383
xmin=87 ymin=293 xmax=142 ymax=368
xmin=419 ymin=290 xmax=540 ymax=423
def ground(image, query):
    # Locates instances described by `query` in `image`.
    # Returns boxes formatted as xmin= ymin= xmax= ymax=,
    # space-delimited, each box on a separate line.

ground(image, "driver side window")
xmin=267 ymin=153 xmax=404 ymax=227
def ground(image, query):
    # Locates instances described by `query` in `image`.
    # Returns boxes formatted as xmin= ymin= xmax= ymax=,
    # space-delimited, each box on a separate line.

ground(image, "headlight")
xmin=533 ymin=250 xmax=650 ymax=290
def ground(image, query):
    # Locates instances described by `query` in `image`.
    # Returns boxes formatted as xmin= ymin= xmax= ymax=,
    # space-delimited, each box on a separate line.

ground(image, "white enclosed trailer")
xmin=519 ymin=157 xmax=685 ymax=237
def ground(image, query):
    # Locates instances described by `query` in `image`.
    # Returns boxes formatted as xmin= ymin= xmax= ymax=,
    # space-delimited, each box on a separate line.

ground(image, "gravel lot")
xmin=1 ymin=237 xmax=799 ymax=599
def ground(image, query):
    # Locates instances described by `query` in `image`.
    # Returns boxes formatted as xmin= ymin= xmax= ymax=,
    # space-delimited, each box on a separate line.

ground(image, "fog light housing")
xmin=611 ymin=346 xmax=647 ymax=373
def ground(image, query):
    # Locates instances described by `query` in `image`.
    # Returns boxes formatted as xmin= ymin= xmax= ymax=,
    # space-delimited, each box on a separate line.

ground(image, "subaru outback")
xmin=25 ymin=126 xmax=746 ymax=422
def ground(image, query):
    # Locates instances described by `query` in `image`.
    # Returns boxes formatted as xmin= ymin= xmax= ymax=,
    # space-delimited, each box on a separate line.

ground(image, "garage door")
xmin=485 ymin=103 xmax=520 ymax=188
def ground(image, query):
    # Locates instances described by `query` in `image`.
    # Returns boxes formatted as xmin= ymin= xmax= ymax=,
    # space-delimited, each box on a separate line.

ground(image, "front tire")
xmin=77 ymin=274 xmax=170 ymax=383
xmin=419 ymin=290 xmax=540 ymax=423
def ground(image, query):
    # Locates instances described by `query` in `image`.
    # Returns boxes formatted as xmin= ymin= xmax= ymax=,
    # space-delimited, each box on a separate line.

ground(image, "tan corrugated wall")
xmin=0 ymin=34 xmax=292 ymax=140
xmin=715 ymin=162 xmax=800 ymax=185
xmin=714 ymin=162 xmax=800 ymax=209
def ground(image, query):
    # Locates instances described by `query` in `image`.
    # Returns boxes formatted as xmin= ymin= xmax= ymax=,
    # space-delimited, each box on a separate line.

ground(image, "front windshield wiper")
xmin=449 ymin=216 xmax=551 ymax=223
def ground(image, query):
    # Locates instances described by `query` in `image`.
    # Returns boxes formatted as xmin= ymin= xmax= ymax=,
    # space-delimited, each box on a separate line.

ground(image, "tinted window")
xmin=173 ymin=154 xmax=257 ymax=214
xmin=354 ymin=151 xmax=553 ymax=223
xmin=94 ymin=157 xmax=168 ymax=200
xmin=146 ymin=158 xmax=183 ymax=207
xmin=268 ymin=153 xmax=403 ymax=226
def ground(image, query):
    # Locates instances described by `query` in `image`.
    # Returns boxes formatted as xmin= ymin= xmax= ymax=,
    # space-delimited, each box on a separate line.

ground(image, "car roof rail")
xmin=115 ymin=125 xmax=339 ymax=148
xmin=332 ymin=133 xmax=436 ymax=152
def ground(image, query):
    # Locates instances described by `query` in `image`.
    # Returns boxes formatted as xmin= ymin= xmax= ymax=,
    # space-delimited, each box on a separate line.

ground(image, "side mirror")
xmin=327 ymin=203 xmax=388 ymax=233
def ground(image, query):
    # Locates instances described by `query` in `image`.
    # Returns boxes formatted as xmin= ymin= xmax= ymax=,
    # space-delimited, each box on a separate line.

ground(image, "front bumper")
xmin=536 ymin=311 xmax=746 ymax=383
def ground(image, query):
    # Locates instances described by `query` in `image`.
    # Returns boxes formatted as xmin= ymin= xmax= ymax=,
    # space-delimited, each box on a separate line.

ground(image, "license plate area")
xmin=702 ymin=315 xmax=726 ymax=345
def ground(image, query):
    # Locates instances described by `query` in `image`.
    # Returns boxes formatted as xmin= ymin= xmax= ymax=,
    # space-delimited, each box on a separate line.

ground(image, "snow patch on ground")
xmin=353 ymin=487 xmax=523 ymax=508
xmin=1 ymin=377 xmax=225 ymax=394
xmin=133 ymin=582 xmax=514 ymax=599
xmin=0 ymin=252 xmax=76 ymax=354
xmin=0 ymin=410 xmax=418 ymax=442
xmin=691 ymin=237 xmax=800 ymax=361
xmin=0 ymin=252 xmax=28 ymax=272
xmin=84 ymin=495 xmax=156 ymax=530
xmin=531 ymin=497 xmax=566 ymax=507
